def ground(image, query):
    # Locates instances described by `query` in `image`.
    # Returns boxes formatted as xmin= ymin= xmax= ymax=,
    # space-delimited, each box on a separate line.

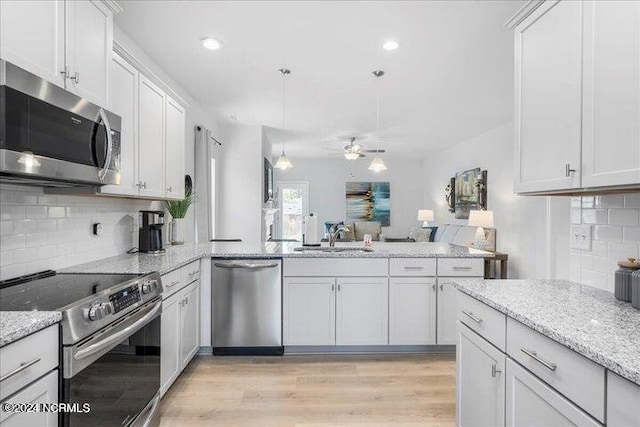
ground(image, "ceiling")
xmin=115 ymin=1 xmax=523 ymax=158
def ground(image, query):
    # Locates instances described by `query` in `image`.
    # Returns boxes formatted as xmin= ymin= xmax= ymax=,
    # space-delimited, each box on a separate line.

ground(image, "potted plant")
xmin=164 ymin=188 xmax=195 ymax=245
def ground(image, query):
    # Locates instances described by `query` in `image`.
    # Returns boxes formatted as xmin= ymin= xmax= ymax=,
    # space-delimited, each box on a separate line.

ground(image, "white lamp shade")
xmin=468 ymin=210 xmax=494 ymax=228
xmin=417 ymin=209 xmax=434 ymax=222
xmin=274 ymin=153 xmax=293 ymax=170
xmin=368 ymin=156 xmax=387 ymax=172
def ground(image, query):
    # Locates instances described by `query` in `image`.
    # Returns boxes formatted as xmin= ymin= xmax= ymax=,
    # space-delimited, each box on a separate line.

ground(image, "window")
xmin=276 ymin=181 xmax=309 ymax=241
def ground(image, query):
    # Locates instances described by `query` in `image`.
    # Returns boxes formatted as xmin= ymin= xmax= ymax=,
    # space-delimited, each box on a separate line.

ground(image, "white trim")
xmin=505 ymin=0 xmax=546 ymax=29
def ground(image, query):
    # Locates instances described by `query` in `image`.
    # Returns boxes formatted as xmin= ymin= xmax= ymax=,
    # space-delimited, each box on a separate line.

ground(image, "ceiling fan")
xmin=324 ymin=136 xmax=385 ymax=160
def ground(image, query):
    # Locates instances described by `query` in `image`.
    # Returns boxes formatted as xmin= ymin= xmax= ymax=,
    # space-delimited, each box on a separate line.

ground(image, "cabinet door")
xmin=582 ymin=0 xmax=640 ymax=188
xmin=0 ymin=370 xmax=58 ymax=426
xmin=514 ymin=0 xmax=583 ymax=193
xmin=179 ymin=282 xmax=200 ymax=368
xmin=283 ymin=277 xmax=336 ymax=346
xmin=0 ymin=0 xmax=66 ymax=88
xmin=607 ymin=372 xmax=640 ymax=427
xmin=100 ymin=53 xmax=139 ymax=196
xmin=437 ymin=280 xmax=458 ymax=345
xmin=389 ymin=277 xmax=436 ymax=345
xmin=138 ymin=75 xmax=166 ymax=198
xmin=457 ymin=323 xmax=505 ymax=427
xmin=65 ymin=0 xmax=112 ymax=106
xmin=160 ymin=292 xmax=180 ymax=396
xmin=336 ymin=277 xmax=388 ymax=345
xmin=164 ymin=96 xmax=186 ymax=200
xmin=506 ymin=359 xmax=601 ymax=427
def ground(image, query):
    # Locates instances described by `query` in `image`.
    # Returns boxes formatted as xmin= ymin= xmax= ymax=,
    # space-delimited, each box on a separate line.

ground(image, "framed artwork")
xmin=264 ymin=158 xmax=274 ymax=202
xmin=346 ymin=182 xmax=390 ymax=226
xmin=454 ymin=168 xmax=487 ymax=219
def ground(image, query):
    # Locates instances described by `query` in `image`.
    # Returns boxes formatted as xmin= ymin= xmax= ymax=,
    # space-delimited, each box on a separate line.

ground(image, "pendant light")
xmin=368 ymin=70 xmax=387 ymax=172
xmin=274 ymin=68 xmax=293 ymax=170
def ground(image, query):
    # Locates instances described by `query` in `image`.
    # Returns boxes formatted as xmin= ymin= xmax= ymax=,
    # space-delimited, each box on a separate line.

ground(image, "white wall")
xmin=422 ymin=123 xmax=571 ymax=279
xmin=569 ymin=194 xmax=640 ymax=292
xmin=274 ymin=157 xmax=424 ymax=238
xmin=218 ymin=124 xmax=264 ymax=243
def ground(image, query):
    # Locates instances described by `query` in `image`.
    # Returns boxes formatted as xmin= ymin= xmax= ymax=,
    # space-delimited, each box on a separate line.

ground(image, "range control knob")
xmin=142 ymin=280 xmax=158 ymax=294
xmin=87 ymin=302 xmax=114 ymax=321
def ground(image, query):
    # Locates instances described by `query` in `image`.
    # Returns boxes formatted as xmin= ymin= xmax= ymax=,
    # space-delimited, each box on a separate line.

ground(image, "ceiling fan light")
xmin=344 ymin=152 xmax=360 ymax=161
xmin=368 ymin=156 xmax=387 ymax=172
xmin=274 ymin=152 xmax=293 ymax=170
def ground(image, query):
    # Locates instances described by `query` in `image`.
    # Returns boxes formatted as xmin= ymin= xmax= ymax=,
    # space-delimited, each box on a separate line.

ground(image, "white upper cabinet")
xmin=582 ymin=0 xmax=640 ymax=188
xmin=138 ymin=75 xmax=166 ymax=199
xmin=64 ymin=0 xmax=112 ymax=106
xmin=165 ymin=96 xmax=186 ymax=200
xmin=514 ymin=0 xmax=583 ymax=193
xmin=101 ymin=53 xmax=139 ymax=196
xmin=0 ymin=0 xmax=115 ymax=106
xmin=0 ymin=0 xmax=66 ymax=88
xmin=512 ymin=0 xmax=640 ymax=193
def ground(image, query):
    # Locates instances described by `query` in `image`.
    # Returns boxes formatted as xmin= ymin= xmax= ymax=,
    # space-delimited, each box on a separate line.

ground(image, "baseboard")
xmin=284 ymin=345 xmax=456 ymax=355
xmin=197 ymin=346 xmax=213 ymax=355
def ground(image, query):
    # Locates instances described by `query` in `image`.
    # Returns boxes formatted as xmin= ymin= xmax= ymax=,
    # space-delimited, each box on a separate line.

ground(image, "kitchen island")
xmin=452 ymin=279 xmax=640 ymax=426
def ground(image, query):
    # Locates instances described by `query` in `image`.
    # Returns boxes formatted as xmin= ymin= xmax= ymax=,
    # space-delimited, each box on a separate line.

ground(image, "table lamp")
xmin=468 ymin=210 xmax=494 ymax=250
xmin=417 ymin=210 xmax=434 ymax=227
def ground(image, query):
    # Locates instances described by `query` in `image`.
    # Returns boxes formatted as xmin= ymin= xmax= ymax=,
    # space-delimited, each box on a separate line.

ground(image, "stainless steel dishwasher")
xmin=212 ymin=258 xmax=283 ymax=355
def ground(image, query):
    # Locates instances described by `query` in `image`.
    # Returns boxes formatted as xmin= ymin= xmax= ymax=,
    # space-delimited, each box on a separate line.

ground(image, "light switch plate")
xmin=571 ymin=224 xmax=592 ymax=250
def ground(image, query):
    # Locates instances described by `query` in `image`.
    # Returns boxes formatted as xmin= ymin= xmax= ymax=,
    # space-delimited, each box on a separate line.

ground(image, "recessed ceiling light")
xmin=382 ymin=40 xmax=399 ymax=51
xmin=201 ymin=38 xmax=222 ymax=50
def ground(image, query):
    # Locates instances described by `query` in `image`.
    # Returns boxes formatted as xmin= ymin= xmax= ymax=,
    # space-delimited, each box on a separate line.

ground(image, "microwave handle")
xmin=97 ymin=108 xmax=113 ymax=182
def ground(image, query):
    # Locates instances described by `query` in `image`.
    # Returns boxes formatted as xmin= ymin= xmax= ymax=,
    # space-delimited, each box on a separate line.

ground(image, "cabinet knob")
xmin=440 ymin=284 xmax=443 ymax=291
xmin=60 ymin=66 xmax=69 ymax=78
xmin=565 ymin=163 xmax=576 ymax=177
xmin=70 ymin=71 xmax=80 ymax=84
xmin=491 ymin=364 xmax=502 ymax=378
xmin=167 ymin=186 xmax=172 ymax=192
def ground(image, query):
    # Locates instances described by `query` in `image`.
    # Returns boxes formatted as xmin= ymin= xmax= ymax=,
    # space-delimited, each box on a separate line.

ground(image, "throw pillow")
xmin=324 ymin=221 xmax=344 ymax=234
xmin=408 ymin=226 xmax=432 ymax=242
xmin=354 ymin=221 xmax=382 ymax=241
xmin=341 ymin=222 xmax=356 ymax=241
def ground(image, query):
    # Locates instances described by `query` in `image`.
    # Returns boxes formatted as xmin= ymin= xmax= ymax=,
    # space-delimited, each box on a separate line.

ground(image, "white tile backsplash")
xmin=570 ymin=194 xmax=640 ymax=292
xmin=0 ymin=184 xmax=156 ymax=280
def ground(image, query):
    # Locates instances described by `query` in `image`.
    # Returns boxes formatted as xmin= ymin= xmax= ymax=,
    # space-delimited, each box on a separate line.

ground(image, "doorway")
xmin=276 ymin=181 xmax=309 ymax=241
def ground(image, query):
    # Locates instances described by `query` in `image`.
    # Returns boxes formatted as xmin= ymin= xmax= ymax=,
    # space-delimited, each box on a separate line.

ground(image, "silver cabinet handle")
xmin=331 ymin=284 xmax=335 ymax=291
xmin=439 ymin=284 xmax=444 ymax=291
xmin=452 ymin=266 xmax=472 ymax=271
xmin=521 ymin=348 xmax=557 ymax=371
xmin=214 ymin=262 xmax=279 ymax=269
xmin=0 ymin=358 xmax=41 ymax=382
xmin=491 ymin=364 xmax=502 ymax=378
xmin=167 ymin=186 xmax=172 ymax=192
xmin=461 ymin=310 xmax=483 ymax=324
xmin=432 ymin=284 xmax=436 ymax=291
xmin=403 ymin=266 xmax=424 ymax=270
xmin=97 ymin=108 xmax=113 ymax=182
xmin=60 ymin=66 xmax=70 ymax=78
xmin=338 ymin=284 xmax=341 ymax=291
xmin=565 ymin=163 xmax=576 ymax=177
xmin=167 ymin=280 xmax=180 ymax=288
xmin=188 ymin=270 xmax=199 ymax=277
xmin=70 ymin=71 xmax=80 ymax=83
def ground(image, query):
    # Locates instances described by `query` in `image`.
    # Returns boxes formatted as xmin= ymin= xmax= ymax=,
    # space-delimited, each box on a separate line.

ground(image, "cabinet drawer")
xmin=284 ymin=258 xmax=388 ymax=277
xmin=438 ymin=258 xmax=484 ymax=276
xmin=506 ymin=318 xmax=605 ymax=423
xmin=457 ymin=291 xmax=506 ymax=351
xmin=181 ymin=260 xmax=200 ymax=284
xmin=162 ymin=268 xmax=183 ymax=299
xmin=0 ymin=325 xmax=58 ymax=401
xmin=389 ymin=258 xmax=436 ymax=276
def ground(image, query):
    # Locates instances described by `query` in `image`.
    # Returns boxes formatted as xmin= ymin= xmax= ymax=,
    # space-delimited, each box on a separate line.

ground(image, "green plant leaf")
xmin=164 ymin=188 xmax=195 ymax=219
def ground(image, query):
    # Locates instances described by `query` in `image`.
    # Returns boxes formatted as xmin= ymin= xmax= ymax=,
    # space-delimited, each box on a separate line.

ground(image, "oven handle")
xmin=73 ymin=300 xmax=162 ymax=361
xmin=130 ymin=392 xmax=161 ymax=427
xmin=97 ymin=108 xmax=113 ymax=182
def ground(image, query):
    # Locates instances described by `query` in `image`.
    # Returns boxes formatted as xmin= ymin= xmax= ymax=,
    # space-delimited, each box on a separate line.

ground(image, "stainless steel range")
xmin=0 ymin=270 xmax=163 ymax=427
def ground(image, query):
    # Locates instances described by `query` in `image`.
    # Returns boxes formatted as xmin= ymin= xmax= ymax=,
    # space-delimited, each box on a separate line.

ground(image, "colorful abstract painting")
xmin=345 ymin=182 xmax=390 ymax=226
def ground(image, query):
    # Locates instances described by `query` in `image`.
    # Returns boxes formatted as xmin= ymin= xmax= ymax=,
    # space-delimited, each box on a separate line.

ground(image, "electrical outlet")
xmin=571 ymin=224 xmax=592 ymax=250
xmin=92 ymin=222 xmax=103 ymax=236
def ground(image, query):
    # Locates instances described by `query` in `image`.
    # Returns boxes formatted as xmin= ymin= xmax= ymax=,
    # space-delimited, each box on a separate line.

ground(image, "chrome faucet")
xmin=329 ymin=225 xmax=349 ymax=247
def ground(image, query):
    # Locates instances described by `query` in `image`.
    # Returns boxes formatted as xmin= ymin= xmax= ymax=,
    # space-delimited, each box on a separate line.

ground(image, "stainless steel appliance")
xmin=212 ymin=259 xmax=283 ymax=355
xmin=139 ymin=210 xmax=166 ymax=254
xmin=0 ymin=60 xmax=121 ymax=186
xmin=0 ymin=271 xmax=163 ymax=427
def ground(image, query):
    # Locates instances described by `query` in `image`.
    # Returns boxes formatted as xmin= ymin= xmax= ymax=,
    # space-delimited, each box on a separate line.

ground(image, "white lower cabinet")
xmin=437 ymin=280 xmax=459 ymax=345
xmin=0 ymin=370 xmax=58 ymax=427
xmin=607 ymin=372 xmax=640 ymax=427
xmin=389 ymin=277 xmax=436 ymax=345
xmin=336 ymin=277 xmax=388 ymax=345
xmin=161 ymin=278 xmax=200 ymax=396
xmin=457 ymin=322 xmax=505 ymax=427
xmin=283 ymin=277 xmax=336 ymax=346
xmin=506 ymin=359 xmax=601 ymax=427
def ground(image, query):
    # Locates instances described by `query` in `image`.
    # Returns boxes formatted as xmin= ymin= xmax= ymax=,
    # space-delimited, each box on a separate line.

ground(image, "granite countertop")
xmin=62 ymin=241 xmax=493 ymax=275
xmin=451 ymin=279 xmax=640 ymax=386
xmin=0 ymin=311 xmax=62 ymax=348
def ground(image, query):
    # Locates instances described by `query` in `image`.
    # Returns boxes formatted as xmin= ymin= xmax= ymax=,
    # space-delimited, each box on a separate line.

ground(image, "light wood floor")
xmin=159 ymin=353 xmax=456 ymax=427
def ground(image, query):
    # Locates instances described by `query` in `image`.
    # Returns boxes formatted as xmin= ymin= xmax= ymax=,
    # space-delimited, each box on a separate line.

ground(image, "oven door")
xmin=62 ymin=299 xmax=161 ymax=427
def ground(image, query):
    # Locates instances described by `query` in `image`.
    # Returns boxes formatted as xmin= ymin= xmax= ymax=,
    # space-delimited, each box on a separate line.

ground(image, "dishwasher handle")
xmin=214 ymin=261 xmax=280 ymax=270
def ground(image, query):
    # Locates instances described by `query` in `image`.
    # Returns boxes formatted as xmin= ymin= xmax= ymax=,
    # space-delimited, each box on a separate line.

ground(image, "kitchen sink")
xmin=293 ymin=246 xmax=374 ymax=253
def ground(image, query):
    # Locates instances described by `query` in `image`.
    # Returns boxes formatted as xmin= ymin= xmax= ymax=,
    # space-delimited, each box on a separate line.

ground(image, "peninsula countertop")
xmin=62 ymin=241 xmax=493 ymax=275
xmin=450 ymin=278 xmax=640 ymax=386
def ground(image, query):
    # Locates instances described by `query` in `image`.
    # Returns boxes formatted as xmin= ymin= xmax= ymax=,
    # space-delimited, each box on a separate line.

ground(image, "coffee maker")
xmin=139 ymin=210 xmax=166 ymax=254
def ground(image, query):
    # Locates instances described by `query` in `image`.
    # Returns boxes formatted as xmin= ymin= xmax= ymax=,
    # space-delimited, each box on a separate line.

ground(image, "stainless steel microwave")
xmin=0 ymin=61 xmax=121 ymax=186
